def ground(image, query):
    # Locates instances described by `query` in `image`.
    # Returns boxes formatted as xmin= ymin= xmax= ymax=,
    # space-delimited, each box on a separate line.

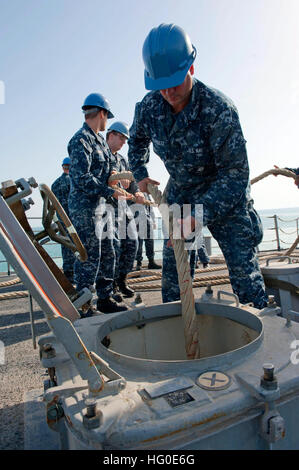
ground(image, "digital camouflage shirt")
xmin=68 ymin=122 xmax=116 ymax=212
xmin=128 ymin=78 xmax=251 ymax=226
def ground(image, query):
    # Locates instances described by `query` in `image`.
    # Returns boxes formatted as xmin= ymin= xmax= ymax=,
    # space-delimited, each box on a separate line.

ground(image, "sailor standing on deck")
xmin=68 ymin=93 xmax=133 ymax=316
xmin=105 ymin=121 xmax=145 ymax=300
xmin=128 ymin=23 xmax=268 ymax=309
xmin=51 ymin=157 xmax=76 ymax=283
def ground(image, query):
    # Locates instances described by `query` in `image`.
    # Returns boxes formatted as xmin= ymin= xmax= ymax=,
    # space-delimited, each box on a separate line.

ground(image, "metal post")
xmin=204 ymin=236 xmax=212 ymax=256
xmin=28 ymin=294 xmax=37 ymax=349
xmin=273 ymin=215 xmax=281 ymax=251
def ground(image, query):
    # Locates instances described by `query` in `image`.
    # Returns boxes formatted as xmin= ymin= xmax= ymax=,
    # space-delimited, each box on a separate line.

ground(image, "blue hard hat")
xmin=107 ymin=121 xmax=130 ymax=139
xmin=82 ymin=93 xmax=114 ymax=119
xmin=62 ymin=157 xmax=71 ymax=166
xmin=142 ymin=23 xmax=197 ymax=91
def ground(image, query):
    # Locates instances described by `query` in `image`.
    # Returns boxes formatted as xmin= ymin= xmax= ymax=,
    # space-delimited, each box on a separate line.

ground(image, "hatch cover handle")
xmin=217 ymin=290 xmax=239 ymax=307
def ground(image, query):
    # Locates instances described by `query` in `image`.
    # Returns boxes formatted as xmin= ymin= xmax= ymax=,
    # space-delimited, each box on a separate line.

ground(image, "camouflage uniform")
xmin=51 ymin=172 xmax=76 ymax=281
xmin=68 ymin=122 xmax=116 ymax=299
xmin=107 ymin=152 xmax=138 ymax=279
xmin=128 ymin=78 xmax=268 ymax=309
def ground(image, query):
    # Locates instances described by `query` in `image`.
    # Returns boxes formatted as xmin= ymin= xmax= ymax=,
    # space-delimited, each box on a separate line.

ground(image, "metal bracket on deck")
xmin=0 ymin=197 xmax=108 ymax=396
xmin=236 ymin=364 xmax=285 ymax=445
xmin=3 ymin=178 xmax=37 ymax=206
xmin=72 ymin=287 xmax=93 ymax=310
xmin=217 ymin=291 xmax=240 ymax=306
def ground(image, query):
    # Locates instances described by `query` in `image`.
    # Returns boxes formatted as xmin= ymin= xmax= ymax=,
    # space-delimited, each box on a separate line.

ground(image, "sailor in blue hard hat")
xmin=107 ymin=121 xmax=130 ymax=138
xmin=62 ymin=157 xmax=71 ymax=172
xmin=143 ymin=23 xmax=196 ymax=92
xmin=107 ymin=121 xmax=130 ymax=153
xmin=82 ymin=93 xmax=114 ymax=119
xmin=67 ymin=96 xmax=133 ymax=316
xmin=105 ymin=121 xmax=145 ymax=301
xmin=128 ymin=23 xmax=268 ymax=309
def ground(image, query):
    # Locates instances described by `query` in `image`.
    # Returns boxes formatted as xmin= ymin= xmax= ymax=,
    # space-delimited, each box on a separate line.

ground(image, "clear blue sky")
xmin=1 ymin=0 xmax=299 ymax=217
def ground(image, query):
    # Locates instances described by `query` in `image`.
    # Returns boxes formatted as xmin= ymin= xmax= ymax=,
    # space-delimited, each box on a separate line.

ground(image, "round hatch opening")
xmin=99 ymin=302 xmax=262 ymax=362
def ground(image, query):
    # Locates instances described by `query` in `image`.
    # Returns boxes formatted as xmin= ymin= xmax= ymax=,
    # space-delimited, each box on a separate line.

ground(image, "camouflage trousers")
xmin=162 ymin=203 xmax=268 ymax=309
xmin=70 ymin=207 xmax=118 ymax=300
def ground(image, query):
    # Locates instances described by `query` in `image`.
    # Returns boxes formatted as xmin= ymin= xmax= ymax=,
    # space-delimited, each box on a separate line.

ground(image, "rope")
xmin=0 ymin=276 xmax=21 ymax=288
xmin=250 ymin=167 xmax=297 ymax=185
xmin=0 ymin=291 xmax=28 ymax=300
xmin=283 ymin=234 xmax=299 ymax=256
xmin=108 ymin=172 xmax=155 ymax=206
xmin=132 ymin=277 xmax=231 ymax=291
xmin=127 ymin=264 xmax=228 ymax=284
xmin=148 ymin=181 xmax=200 ymax=360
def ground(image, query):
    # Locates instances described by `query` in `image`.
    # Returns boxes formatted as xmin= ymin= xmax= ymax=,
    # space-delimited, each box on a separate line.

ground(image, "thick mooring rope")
xmin=250 ymin=167 xmax=297 ymax=185
xmin=148 ymin=181 xmax=200 ymax=360
xmin=108 ymin=172 xmax=155 ymax=206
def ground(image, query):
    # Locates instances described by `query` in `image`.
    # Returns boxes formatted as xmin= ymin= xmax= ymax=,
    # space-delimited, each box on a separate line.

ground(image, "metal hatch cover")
xmin=196 ymin=371 xmax=231 ymax=391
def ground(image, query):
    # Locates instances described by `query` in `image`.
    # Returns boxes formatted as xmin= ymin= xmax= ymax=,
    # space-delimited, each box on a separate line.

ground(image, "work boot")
xmin=203 ymin=263 xmax=210 ymax=269
xmin=136 ymin=262 xmax=142 ymax=271
xmin=112 ymin=281 xmax=123 ymax=303
xmin=97 ymin=297 xmax=128 ymax=314
xmin=116 ymin=275 xmax=135 ymax=298
xmin=148 ymin=259 xmax=161 ymax=269
xmin=79 ymin=301 xmax=98 ymax=319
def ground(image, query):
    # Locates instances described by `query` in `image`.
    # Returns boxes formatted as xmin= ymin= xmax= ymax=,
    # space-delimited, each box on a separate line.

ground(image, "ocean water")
xmin=1 ymin=207 xmax=298 ymax=271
